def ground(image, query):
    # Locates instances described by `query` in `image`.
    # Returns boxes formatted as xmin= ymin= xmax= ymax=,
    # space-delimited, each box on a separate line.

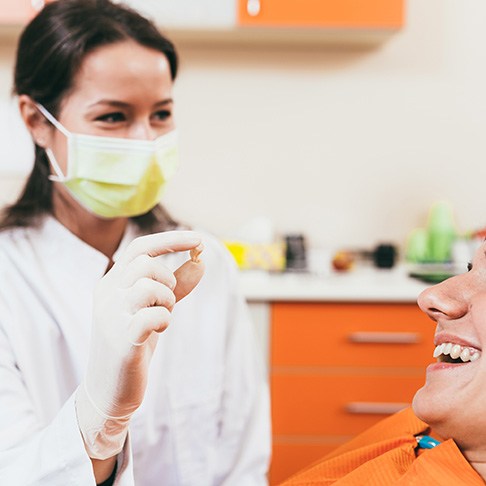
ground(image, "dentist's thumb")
xmin=173 ymin=244 xmax=205 ymax=302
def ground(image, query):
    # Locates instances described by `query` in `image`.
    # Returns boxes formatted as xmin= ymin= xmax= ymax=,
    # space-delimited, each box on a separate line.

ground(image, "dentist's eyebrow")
xmin=88 ymin=100 xmax=131 ymax=108
xmin=153 ymin=99 xmax=173 ymax=107
xmin=87 ymin=99 xmax=173 ymax=108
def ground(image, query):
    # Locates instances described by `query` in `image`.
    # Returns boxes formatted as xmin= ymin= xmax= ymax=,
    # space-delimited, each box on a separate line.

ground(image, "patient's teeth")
xmin=460 ymin=348 xmax=471 ymax=362
xmin=450 ymin=344 xmax=462 ymax=359
xmin=432 ymin=341 xmax=481 ymax=362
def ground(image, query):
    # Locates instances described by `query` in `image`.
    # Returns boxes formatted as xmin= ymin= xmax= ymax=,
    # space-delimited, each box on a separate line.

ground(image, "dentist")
xmin=0 ymin=1 xmax=270 ymax=485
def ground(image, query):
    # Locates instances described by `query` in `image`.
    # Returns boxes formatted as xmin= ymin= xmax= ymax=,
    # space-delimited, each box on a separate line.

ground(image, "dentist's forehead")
xmin=64 ymin=41 xmax=172 ymax=103
xmin=74 ymin=41 xmax=171 ymax=88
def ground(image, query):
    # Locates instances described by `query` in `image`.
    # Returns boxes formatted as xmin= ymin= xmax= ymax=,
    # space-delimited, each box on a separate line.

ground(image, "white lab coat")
xmin=0 ymin=216 xmax=271 ymax=485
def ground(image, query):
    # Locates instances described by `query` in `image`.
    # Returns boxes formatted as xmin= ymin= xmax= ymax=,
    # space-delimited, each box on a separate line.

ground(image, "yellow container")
xmin=224 ymin=240 xmax=286 ymax=271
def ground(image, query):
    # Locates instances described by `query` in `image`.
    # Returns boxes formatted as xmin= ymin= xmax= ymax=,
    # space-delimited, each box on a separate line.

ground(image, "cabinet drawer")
xmin=270 ymin=441 xmax=343 ymax=485
xmin=271 ymin=303 xmax=435 ymax=367
xmin=271 ymin=372 xmax=425 ymax=435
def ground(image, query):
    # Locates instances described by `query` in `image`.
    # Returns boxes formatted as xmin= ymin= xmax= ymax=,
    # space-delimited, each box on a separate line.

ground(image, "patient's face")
xmin=413 ymin=240 xmax=486 ymax=452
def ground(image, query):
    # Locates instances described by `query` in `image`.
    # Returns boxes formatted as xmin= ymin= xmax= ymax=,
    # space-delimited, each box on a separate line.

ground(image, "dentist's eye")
xmin=467 ymin=262 xmax=473 ymax=272
xmin=95 ymin=112 xmax=126 ymax=123
xmin=153 ymin=110 xmax=171 ymax=121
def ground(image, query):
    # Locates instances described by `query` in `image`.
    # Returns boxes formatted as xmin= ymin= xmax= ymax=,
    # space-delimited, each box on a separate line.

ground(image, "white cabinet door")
xmin=120 ymin=0 xmax=236 ymax=29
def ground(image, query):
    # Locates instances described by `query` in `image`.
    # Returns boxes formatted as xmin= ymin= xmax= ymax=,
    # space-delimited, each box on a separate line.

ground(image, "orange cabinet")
xmin=269 ymin=302 xmax=435 ymax=485
xmin=238 ymin=0 xmax=404 ymax=29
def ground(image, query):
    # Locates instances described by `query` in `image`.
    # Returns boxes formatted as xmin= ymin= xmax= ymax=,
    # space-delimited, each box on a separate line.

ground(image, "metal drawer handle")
xmin=348 ymin=332 xmax=420 ymax=344
xmin=346 ymin=402 xmax=409 ymax=415
xmin=247 ymin=0 xmax=261 ymax=17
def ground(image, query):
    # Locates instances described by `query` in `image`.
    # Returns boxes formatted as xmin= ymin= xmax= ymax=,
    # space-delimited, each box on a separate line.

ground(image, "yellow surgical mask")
xmin=36 ymin=104 xmax=179 ymax=218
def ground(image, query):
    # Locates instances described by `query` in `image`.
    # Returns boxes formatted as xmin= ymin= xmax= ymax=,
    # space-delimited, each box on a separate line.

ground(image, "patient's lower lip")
xmin=427 ymin=361 xmax=470 ymax=372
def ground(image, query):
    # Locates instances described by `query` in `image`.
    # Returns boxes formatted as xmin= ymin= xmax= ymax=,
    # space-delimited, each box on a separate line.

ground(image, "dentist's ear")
xmin=18 ymin=94 xmax=52 ymax=148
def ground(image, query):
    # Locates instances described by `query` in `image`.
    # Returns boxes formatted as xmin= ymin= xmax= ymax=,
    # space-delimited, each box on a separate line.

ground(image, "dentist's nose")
xmin=128 ymin=121 xmax=157 ymax=141
xmin=417 ymin=274 xmax=469 ymax=322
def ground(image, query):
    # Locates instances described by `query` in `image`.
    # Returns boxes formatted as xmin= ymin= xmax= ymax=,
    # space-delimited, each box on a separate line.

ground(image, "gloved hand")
xmin=75 ymin=230 xmax=205 ymax=459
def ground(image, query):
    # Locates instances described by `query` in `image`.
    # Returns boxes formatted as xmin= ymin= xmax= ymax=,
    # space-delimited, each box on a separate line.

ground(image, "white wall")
xmin=1 ymin=0 xmax=485 ymax=251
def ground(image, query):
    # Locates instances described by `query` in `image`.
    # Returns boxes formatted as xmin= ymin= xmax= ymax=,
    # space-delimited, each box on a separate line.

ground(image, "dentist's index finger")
xmin=118 ymin=231 xmax=202 ymax=266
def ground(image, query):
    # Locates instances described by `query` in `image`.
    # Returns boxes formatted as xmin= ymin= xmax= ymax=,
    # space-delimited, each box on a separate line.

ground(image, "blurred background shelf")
xmin=0 ymin=0 xmax=404 ymax=46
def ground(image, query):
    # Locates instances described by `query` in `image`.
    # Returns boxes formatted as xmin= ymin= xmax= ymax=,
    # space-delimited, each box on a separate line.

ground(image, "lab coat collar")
xmin=38 ymin=215 xmax=140 ymax=279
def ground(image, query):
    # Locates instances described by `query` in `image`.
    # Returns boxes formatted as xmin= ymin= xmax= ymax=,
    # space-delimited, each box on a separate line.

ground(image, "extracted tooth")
xmin=444 ymin=343 xmax=453 ymax=355
xmin=470 ymin=352 xmax=481 ymax=362
xmin=460 ymin=348 xmax=471 ymax=362
xmin=450 ymin=344 xmax=462 ymax=359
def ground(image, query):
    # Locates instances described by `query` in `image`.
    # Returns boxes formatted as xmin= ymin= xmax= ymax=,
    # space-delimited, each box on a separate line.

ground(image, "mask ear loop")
xmin=45 ymin=149 xmax=67 ymax=183
xmin=35 ymin=103 xmax=71 ymax=182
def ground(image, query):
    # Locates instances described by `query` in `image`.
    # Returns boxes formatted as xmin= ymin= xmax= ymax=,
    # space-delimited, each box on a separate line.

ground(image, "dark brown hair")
xmin=0 ymin=0 xmax=179 ymax=231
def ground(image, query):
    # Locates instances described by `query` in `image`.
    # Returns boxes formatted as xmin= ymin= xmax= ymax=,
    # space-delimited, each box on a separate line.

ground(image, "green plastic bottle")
xmin=426 ymin=201 xmax=457 ymax=263
xmin=405 ymin=228 xmax=429 ymax=263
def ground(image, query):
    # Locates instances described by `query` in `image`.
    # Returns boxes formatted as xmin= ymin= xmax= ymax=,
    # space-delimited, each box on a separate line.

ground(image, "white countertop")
xmin=238 ymin=264 xmax=432 ymax=302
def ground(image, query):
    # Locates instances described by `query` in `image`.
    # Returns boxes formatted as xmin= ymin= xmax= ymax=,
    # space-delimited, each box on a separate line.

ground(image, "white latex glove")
xmin=75 ymin=230 xmax=205 ymax=460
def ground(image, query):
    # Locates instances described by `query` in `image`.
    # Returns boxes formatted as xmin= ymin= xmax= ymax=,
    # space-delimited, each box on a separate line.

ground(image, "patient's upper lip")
xmin=434 ymin=332 xmax=481 ymax=351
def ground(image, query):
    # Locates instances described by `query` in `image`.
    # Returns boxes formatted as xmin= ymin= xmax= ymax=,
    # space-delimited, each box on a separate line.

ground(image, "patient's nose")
xmin=417 ymin=274 xmax=469 ymax=322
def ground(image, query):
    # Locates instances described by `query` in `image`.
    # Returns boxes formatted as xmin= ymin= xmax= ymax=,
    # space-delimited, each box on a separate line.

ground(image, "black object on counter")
xmin=373 ymin=244 xmax=397 ymax=268
xmin=285 ymin=234 xmax=307 ymax=272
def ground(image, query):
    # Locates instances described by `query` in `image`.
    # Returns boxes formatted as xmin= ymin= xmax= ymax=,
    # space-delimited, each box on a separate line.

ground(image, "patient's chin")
xmin=412 ymin=386 xmax=442 ymax=425
xmin=413 ymin=385 xmax=483 ymax=451
xmin=412 ymin=388 xmax=455 ymax=440
xmin=411 ymin=388 xmax=426 ymax=420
